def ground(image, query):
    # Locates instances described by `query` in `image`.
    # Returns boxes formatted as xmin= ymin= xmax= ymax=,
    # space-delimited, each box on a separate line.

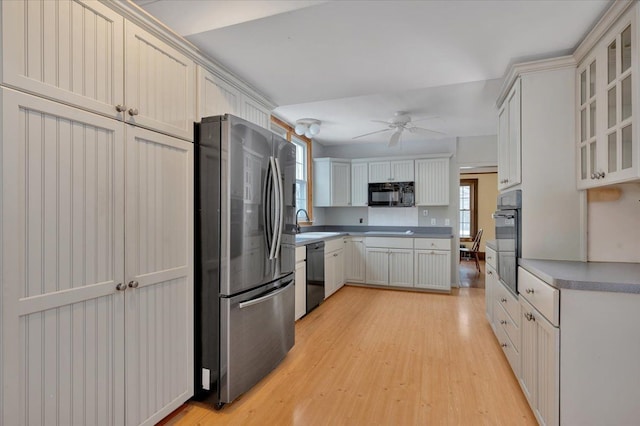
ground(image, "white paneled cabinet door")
xmin=324 ymin=253 xmax=336 ymax=298
xmin=197 ymin=67 xmax=241 ymax=119
xmin=351 ymin=162 xmax=369 ymax=206
xmin=391 ymin=160 xmax=414 ymax=181
xmin=124 ymin=21 xmax=195 ymax=141
xmin=497 ymin=103 xmax=509 ymax=190
xmin=388 ymin=249 xmax=414 ymax=287
xmin=414 ymin=250 xmax=451 ymax=291
xmin=124 ymin=126 xmax=194 ymax=426
xmin=345 ymin=238 xmax=366 ymax=283
xmin=519 ymin=301 xmax=537 ymax=409
xmin=335 ymin=250 xmax=346 ymax=289
xmin=507 ymin=80 xmax=522 ymax=188
xmin=294 ymin=260 xmax=306 ymax=320
xmin=331 ymin=161 xmax=351 ymax=206
xmin=241 ymin=95 xmax=271 ymax=129
xmin=365 ymin=248 xmax=389 ymax=285
xmin=1 ymin=0 xmax=125 ymax=119
xmin=415 ymin=158 xmax=450 ymax=205
xmin=368 ymin=161 xmax=391 ymax=183
xmin=536 ymin=314 xmax=559 ymax=426
xmin=1 ymin=88 xmax=125 ymax=425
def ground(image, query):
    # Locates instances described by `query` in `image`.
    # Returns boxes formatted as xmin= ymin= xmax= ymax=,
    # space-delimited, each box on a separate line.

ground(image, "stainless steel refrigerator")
xmin=194 ymin=114 xmax=296 ymax=407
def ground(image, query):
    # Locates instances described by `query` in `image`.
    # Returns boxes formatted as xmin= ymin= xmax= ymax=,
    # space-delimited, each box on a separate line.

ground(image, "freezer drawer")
xmin=220 ymin=276 xmax=295 ymax=403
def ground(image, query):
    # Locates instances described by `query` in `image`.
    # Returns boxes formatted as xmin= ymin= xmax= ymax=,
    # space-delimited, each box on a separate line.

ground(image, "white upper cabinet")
xmin=240 ymin=95 xmax=271 ymax=129
xmin=577 ymin=8 xmax=638 ymax=188
xmin=313 ymin=158 xmax=351 ymax=206
xmin=497 ymin=78 xmax=522 ymax=190
xmin=197 ymin=66 xmax=241 ymax=118
xmin=368 ymin=160 xmax=414 ymax=183
xmin=2 ymin=0 xmax=124 ymax=118
xmin=415 ymin=158 xmax=450 ymax=205
xmin=124 ymin=21 xmax=195 ymax=141
xmin=2 ymin=0 xmax=196 ymax=141
xmin=351 ymin=161 xmax=369 ymax=206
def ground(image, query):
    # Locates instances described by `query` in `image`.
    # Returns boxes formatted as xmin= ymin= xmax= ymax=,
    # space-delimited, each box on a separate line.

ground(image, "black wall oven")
xmin=493 ymin=190 xmax=521 ymax=296
xmin=368 ymin=182 xmax=415 ymax=207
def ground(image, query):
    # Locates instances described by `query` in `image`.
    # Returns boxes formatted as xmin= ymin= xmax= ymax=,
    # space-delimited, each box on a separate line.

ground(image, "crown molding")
xmin=102 ymin=0 xmax=277 ymax=111
xmin=573 ymin=0 xmax=635 ymax=65
xmin=496 ymin=56 xmax=576 ymax=107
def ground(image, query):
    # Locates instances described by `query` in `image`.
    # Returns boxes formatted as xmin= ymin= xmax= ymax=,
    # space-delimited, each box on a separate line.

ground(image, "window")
xmin=270 ymin=116 xmax=313 ymax=222
xmin=459 ymin=179 xmax=478 ymax=240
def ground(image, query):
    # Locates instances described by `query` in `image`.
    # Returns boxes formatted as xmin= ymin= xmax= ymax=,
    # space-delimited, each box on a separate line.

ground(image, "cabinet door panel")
xmin=125 ymin=22 xmax=195 ymax=141
xmin=351 ymin=162 xmax=368 ymax=206
xmin=497 ymin=104 xmax=509 ymax=189
xmin=198 ymin=67 xmax=241 ymax=119
xmin=294 ymin=261 xmax=306 ymax=320
xmin=331 ymin=162 xmax=351 ymax=206
xmin=365 ymin=248 xmax=389 ymax=285
xmin=2 ymin=0 xmax=125 ymax=119
xmin=241 ymin=95 xmax=271 ymax=129
xmin=519 ymin=299 xmax=537 ymax=409
xmin=391 ymin=160 xmax=414 ymax=181
xmin=389 ymin=249 xmax=414 ymax=287
xmin=536 ymin=314 xmax=559 ymax=426
xmin=345 ymin=239 xmax=366 ymax=282
xmin=507 ymin=80 xmax=522 ymax=187
xmin=368 ymin=161 xmax=391 ymax=183
xmin=124 ymin=127 xmax=193 ymax=425
xmin=414 ymin=250 xmax=451 ymax=291
xmin=415 ymin=158 xmax=449 ymax=205
xmin=1 ymin=89 xmax=126 ymax=425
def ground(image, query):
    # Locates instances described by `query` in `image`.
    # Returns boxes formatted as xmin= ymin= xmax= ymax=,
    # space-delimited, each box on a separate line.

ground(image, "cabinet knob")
xmin=128 ymin=108 xmax=139 ymax=116
xmin=501 ymin=343 xmax=508 ymax=348
xmin=487 ymin=271 xmax=493 ymax=275
xmin=128 ymin=280 xmax=139 ymax=289
xmin=115 ymin=104 xmax=127 ymax=113
xmin=525 ymin=288 xmax=534 ymax=294
xmin=525 ymin=312 xmax=536 ymax=322
xmin=500 ymin=320 xmax=507 ymax=325
xmin=500 ymin=298 xmax=507 ymax=303
xmin=116 ymin=283 xmax=127 ymax=291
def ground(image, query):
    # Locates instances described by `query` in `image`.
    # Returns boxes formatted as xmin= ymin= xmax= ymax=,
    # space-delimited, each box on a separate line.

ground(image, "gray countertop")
xmin=295 ymin=226 xmax=454 ymax=246
xmin=518 ymin=258 xmax=640 ymax=294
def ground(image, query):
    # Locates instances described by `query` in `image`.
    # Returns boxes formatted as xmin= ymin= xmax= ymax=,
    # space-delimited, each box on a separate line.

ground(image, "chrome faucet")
xmin=295 ymin=208 xmax=310 ymax=233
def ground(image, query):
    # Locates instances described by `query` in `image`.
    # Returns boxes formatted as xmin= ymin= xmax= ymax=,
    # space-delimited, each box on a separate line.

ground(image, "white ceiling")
xmin=133 ymin=0 xmax=611 ymax=147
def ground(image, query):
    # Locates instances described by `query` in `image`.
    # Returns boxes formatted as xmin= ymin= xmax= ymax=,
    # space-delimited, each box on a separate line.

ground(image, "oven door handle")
xmin=492 ymin=212 xmax=515 ymax=219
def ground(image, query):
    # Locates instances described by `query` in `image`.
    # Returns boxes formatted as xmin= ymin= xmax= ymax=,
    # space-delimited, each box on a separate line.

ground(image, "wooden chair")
xmin=460 ymin=229 xmax=483 ymax=273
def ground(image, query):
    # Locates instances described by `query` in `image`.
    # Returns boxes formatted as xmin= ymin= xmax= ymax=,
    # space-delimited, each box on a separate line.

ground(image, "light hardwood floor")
xmin=160 ymin=286 xmax=535 ymax=425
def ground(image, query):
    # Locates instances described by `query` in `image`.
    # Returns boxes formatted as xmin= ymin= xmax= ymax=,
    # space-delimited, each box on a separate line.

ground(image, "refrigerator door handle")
xmin=238 ymin=280 xmax=293 ymax=309
xmin=273 ymin=157 xmax=285 ymax=259
xmin=269 ymin=156 xmax=280 ymax=260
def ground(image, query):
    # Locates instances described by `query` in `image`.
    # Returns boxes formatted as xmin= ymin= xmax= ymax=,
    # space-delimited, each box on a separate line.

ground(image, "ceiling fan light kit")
xmin=294 ymin=119 xmax=321 ymax=138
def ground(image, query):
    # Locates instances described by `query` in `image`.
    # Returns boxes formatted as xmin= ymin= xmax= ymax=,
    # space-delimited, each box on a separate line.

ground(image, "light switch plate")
xmin=430 ymin=218 xmax=436 ymax=225
xmin=423 ymin=209 xmax=428 ymax=217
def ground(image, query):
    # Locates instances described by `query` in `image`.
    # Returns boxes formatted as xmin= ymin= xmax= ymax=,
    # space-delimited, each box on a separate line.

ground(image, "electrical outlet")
xmin=422 ymin=209 xmax=428 ymax=217
xmin=359 ymin=218 xmax=363 ymax=223
xmin=444 ymin=218 xmax=450 ymax=226
xmin=430 ymin=218 xmax=437 ymax=225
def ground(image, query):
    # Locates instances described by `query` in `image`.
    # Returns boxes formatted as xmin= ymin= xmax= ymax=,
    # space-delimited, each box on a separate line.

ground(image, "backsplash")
xmin=312 ymin=206 xmax=453 ymax=227
xmin=588 ymin=183 xmax=640 ymax=263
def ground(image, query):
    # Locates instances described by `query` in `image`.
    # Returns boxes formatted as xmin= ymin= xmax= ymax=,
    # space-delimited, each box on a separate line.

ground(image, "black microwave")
xmin=368 ymin=182 xmax=415 ymax=207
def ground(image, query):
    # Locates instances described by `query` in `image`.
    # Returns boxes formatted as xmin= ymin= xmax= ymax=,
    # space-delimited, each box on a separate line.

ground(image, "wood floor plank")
xmin=161 ymin=286 xmax=535 ymax=425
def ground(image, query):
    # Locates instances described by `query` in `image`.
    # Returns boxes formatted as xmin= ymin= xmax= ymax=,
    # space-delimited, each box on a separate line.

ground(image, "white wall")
xmin=320 ymin=138 xmax=456 ymax=159
xmin=457 ymin=135 xmax=498 ymax=168
xmin=588 ymin=183 xmax=640 ymax=263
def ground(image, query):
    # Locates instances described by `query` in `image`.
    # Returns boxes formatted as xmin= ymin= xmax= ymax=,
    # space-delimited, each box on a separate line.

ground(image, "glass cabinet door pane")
xmin=622 ymin=75 xmax=632 ymax=121
xmin=590 ymin=101 xmax=596 ymax=138
xmin=589 ymin=61 xmax=596 ymax=98
xmin=608 ymin=87 xmax=617 ymax=128
xmin=589 ymin=142 xmax=596 ymax=175
xmin=581 ymin=108 xmax=587 ymax=142
xmin=581 ymin=146 xmax=587 ymax=180
xmin=580 ymin=70 xmax=587 ymax=104
xmin=622 ymin=125 xmax=632 ymax=169
xmin=621 ymin=26 xmax=631 ymax=73
xmin=608 ymin=40 xmax=617 ymax=83
xmin=608 ymin=132 xmax=617 ymax=173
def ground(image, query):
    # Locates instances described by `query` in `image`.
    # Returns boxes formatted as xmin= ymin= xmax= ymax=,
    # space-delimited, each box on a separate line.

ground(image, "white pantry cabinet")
xmin=314 ymin=158 xmax=351 ymax=207
xmin=2 ymin=0 xmax=196 ymax=141
xmin=414 ymin=158 xmax=450 ymax=205
xmin=368 ymin=160 xmax=414 ymax=183
xmin=351 ymin=161 xmax=369 ymax=206
xmin=294 ymin=247 xmax=307 ymax=320
xmin=576 ymin=7 xmax=639 ymax=188
xmin=497 ymin=78 xmax=521 ymax=190
xmin=344 ymin=237 xmax=366 ymax=283
xmin=0 ymin=88 xmax=194 ymax=426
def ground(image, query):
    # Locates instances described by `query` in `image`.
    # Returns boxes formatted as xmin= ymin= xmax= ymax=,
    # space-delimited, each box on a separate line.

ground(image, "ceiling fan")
xmin=352 ymin=111 xmax=444 ymax=146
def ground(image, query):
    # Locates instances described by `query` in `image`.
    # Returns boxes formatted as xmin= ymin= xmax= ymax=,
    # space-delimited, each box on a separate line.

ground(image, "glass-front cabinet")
xmin=577 ymin=9 xmax=638 ymax=189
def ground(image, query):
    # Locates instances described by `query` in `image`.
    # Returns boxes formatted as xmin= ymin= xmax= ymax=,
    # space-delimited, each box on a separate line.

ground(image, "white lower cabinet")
xmin=294 ymin=247 xmax=306 ymax=320
xmin=345 ymin=237 xmax=366 ymax=283
xmin=414 ymin=250 xmax=450 ymax=291
xmin=485 ymin=247 xmax=498 ymax=326
xmin=0 ymin=88 xmax=194 ymax=426
xmin=324 ymin=238 xmax=345 ymax=298
xmin=365 ymin=248 xmax=390 ymax=285
xmin=389 ymin=250 xmax=414 ymax=287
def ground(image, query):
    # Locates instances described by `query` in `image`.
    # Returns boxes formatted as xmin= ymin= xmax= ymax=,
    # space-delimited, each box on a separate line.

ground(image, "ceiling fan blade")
xmin=352 ymin=128 xmax=392 ymax=140
xmin=411 ymin=115 xmax=440 ymax=123
xmin=371 ymin=120 xmax=393 ymax=126
xmin=389 ymin=130 xmax=403 ymax=147
xmin=408 ymin=126 xmax=445 ymax=136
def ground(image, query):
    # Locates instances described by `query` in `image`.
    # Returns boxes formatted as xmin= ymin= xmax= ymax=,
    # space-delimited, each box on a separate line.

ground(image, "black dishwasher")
xmin=305 ymin=242 xmax=325 ymax=313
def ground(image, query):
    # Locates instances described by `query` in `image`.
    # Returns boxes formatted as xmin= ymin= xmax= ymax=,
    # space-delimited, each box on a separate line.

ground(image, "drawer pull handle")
xmin=525 ymin=312 xmax=536 ymax=322
xmin=500 ymin=298 xmax=507 ymax=303
xmin=525 ymin=288 xmax=535 ymax=294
